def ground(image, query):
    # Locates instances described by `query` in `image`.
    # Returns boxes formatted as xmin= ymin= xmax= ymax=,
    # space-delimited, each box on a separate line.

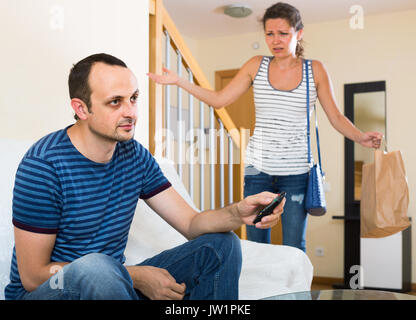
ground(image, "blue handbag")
xmin=305 ymin=60 xmax=327 ymax=216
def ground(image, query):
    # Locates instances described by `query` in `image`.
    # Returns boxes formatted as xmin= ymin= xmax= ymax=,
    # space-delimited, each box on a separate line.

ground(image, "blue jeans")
xmin=20 ymin=232 xmax=242 ymax=300
xmin=244 ymin=165 xmax=308 ymax=252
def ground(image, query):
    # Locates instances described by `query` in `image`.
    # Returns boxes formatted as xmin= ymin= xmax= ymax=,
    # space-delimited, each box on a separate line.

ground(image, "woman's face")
xmin=264 ymin=18 xmax=303 ymax=58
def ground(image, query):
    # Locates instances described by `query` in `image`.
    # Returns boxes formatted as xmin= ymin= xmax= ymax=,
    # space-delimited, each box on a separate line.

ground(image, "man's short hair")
xmin=68 ymin=53 xmax=128 ymax=120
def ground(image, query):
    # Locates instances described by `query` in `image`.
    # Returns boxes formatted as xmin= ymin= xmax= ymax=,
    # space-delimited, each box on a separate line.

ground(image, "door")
xmin=215 ymin=69 xmax=282 ymax=245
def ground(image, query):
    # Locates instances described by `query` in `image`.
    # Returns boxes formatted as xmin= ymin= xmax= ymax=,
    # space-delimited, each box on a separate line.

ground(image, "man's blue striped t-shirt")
xmin=5 ymin=126 xmax=171 ymax=300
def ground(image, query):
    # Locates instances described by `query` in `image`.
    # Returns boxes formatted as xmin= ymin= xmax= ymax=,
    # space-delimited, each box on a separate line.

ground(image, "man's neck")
xmin=67 ymin=122 xmax=117 ymax=164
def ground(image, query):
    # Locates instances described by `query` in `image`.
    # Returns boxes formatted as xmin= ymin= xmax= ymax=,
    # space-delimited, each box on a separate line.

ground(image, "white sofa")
xmin=0 ymin=138 xmax=313 ymax=300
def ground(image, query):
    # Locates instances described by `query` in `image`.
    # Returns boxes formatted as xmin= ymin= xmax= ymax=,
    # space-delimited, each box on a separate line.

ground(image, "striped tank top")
xmin=245 ymin=57 xmax=317 ymax=175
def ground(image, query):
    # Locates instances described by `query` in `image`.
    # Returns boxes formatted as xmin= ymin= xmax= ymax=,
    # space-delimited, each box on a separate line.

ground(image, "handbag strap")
xmin=305 ymin=59 xmax=324 ymax=177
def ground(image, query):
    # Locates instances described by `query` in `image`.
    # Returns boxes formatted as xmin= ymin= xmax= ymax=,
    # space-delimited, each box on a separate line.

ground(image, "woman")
xmin=148 ymin=2 xmax=382 ymax=252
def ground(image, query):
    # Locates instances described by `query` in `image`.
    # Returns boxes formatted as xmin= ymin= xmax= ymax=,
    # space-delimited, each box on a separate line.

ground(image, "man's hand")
xmin=236 ymin=192 xmax=285 ymax=229
xmin=127 ymin=265 xmax=186 ymax=300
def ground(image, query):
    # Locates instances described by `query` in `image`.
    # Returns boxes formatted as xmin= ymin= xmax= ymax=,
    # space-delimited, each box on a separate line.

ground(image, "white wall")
xmin=184 ymin=10 xmax=416 ymax=281
xmin=0 ymin=0 xmax=149 ymax=147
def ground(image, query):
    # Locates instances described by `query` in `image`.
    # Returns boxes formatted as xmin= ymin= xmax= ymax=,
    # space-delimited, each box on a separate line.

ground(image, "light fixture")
xmin=224 ymin=4 xmax=252 ymax=18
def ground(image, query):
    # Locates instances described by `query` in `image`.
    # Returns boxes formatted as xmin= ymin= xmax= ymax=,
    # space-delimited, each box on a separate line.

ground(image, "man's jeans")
xmin=244 ymin=165 xmax=308 ymax=252
xmin=20 ymin=232 xmax=242 ymax=300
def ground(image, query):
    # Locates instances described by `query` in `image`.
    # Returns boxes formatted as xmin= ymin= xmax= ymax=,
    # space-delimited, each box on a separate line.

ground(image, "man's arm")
xmin=144 ymin=186 xmax=284 ymax=240
xmin=126 ymin=186 xmax=284 ymax=299
xmin=14 ymin=227 xmax=68 ymax=292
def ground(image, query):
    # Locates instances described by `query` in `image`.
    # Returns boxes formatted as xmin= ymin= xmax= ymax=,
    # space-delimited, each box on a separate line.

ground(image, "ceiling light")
xmin=224 ymin=4 xmax=252 ymax=18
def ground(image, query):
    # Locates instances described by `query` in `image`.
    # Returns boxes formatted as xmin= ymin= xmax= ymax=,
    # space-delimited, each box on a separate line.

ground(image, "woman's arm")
xmin=312 ymin=60 xmax=382 ymax=148
xmin=147 ymin=55 xmax=262 ymax=109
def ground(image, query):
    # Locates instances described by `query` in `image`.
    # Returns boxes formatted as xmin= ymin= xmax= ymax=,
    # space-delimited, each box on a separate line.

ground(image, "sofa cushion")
xmin=0 ymin=139 xmax=34 ymax=300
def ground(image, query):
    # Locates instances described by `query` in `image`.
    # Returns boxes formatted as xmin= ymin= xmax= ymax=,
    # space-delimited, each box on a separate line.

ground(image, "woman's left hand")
xmin=358 ymin=131 xmax=383 ymax=149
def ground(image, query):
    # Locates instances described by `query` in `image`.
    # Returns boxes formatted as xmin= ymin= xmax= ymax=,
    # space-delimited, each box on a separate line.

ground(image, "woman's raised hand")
xmin=147 ymin=67 xmax=180 ymax=85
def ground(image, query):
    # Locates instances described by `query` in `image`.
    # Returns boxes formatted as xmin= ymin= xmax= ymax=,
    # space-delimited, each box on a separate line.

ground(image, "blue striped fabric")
xmin=5 ymin=126 xmax=171 ymax=299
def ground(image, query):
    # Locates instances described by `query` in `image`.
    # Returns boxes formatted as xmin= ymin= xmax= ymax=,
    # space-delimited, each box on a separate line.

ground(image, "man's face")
xmin=86 ymin=62 xmax=139 ymax=143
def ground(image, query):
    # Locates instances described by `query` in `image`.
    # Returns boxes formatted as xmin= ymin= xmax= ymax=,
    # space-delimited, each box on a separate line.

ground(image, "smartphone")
xmin=252 ymin=191 xmax=286 ymax=224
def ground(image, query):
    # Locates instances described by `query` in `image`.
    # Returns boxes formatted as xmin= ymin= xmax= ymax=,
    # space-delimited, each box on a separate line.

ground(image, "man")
xmin=5 ymin=53 xmax=284 ymax=300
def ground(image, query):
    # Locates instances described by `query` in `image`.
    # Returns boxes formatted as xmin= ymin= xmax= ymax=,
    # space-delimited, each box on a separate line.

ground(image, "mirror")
xmin=353 ymin=91 xmax=386 ymax=200
xmin=335 ymin=81 xmax=386 ymax=289
xmin=344 ymin=80 xmax=386 ymax=212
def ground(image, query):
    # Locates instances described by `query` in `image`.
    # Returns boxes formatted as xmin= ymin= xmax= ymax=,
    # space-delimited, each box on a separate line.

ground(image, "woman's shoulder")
xmin=242 ymin=55 xmax=266 ymax=78
xmin=245 ymin=55 xmax=265 ymax=66
xmin=307 ymin=59 xmax=329 ymax=76
xmin=307 ymin=59 xmax=331 ymax=87
xmin=308 ymin=59 xmax=327 ymax=73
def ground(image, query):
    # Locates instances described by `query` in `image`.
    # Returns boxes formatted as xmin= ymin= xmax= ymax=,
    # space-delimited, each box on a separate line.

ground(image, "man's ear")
xmin=70 ymin=98 xmax=89 ymax=120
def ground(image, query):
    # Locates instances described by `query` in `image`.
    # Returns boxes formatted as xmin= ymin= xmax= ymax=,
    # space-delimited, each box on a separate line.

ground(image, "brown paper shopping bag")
xmin=360 ymin=149 xmax=410 ymax=238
